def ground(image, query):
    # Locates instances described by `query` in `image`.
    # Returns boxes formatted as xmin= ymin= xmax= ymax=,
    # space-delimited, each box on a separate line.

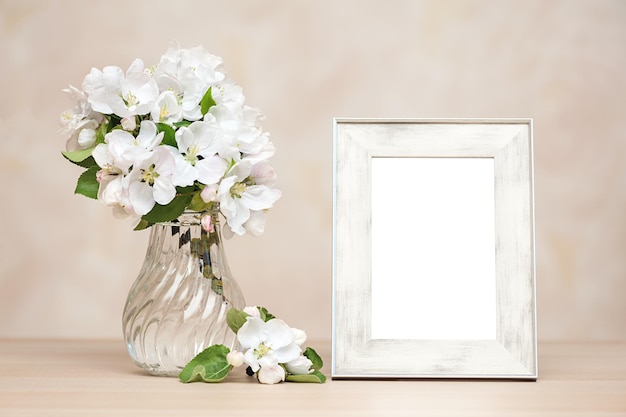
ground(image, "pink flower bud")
xmin=201 ymin=214 xmax=214 ymax=233
xmin=121 ymin=117 xmax=136 ymax=131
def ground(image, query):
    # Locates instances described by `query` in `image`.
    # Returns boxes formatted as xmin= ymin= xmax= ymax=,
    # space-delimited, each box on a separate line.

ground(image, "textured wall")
xmin=1 ymin=0 xmax=625 ymax=341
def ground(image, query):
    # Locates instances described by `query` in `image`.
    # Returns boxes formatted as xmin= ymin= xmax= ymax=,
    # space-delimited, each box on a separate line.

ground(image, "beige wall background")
xmin=0 ymin=0 xmax=624 ymax=341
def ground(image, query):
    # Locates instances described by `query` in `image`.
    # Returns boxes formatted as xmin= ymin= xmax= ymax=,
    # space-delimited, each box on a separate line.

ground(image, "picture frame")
xmin=332 ymin=118 xmax=537 ymax=379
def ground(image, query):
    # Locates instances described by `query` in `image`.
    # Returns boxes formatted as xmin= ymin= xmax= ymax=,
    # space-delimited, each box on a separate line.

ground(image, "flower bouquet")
xmin=61 ymin=42 xmax=281 ymax=235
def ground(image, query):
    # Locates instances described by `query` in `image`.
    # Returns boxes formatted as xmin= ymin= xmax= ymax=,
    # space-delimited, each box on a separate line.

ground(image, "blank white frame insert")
xmin=370 ymin=157 xmax=496 ymax=340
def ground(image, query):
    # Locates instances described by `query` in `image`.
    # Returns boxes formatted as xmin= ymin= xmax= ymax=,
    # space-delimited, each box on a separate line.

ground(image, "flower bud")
xmin=243 ymin=306 xmax=261 ymax=318
xmin=226 ymin=350 xmax=245 ymax=367
xmin=201 ymin=214 xmax=214 ymax=233
xmin=77 ymin=128 xmax=97 ymax=148
xmin=257 ymin=364 xmax=285 ymax=384
xmin=200 ymin=184 xmax=219 ymax=203
xmin=285 ymin=355 xmax=313 ymax=375
xmin=121 ymin=116 xmax=136 ymax=131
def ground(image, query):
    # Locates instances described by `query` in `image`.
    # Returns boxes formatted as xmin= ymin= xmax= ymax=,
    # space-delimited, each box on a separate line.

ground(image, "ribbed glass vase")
xmin=122 ymin=210 xmax=245 ymax=376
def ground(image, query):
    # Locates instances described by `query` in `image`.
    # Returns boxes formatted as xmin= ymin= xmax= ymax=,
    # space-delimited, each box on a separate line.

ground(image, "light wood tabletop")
xmin=1 ymin=339 xmax=625 ymax=416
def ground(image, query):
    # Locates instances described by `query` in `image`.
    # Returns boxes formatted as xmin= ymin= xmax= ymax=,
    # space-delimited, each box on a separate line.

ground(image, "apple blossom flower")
xmin=218 ymin=161 xmax=281 ymax=236
xmin=151 ymin=90 xmax=183 ymax=124
xmin=60 ymin=85 xmax=104 ymax=151
xmin=101 ymin=120 xmax=163 ymax=172
xmin=153 ymin=42 xmax=226 ymax=121
xmin=210 ymin=79 xmax=245 ymax=110
xmin=173 ymin=121 xmax=228 ymax=186
xmin=237 ymin=316 xmax=301 ymax=376
xmin=206 ymin=104 xmax=269 ymax=159
xmin=168 ymin=148 xmax=198 ymax=187
xmin=97 ymin=174 xmax=134 ymax=218
xmin=83 ymin=59 xmax=159 ymax=117
xmin=125 ymin=146 xmax=178 ymax=216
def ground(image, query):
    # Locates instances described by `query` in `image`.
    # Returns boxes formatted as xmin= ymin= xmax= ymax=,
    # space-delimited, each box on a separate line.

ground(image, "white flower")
xmin=206 ymin=104 xmax=269 ymax=159
xmin=101 ymin=120 xmax=163 ymax=172
xmin=60 ymin=85 xmax=104 ymax=151
xmin=237 ymin=316 xmax=301 ymax=373
xmin=285 ymin=355 xmax=313 ymax=376
xmin=177 ymin=44 xmax=225 ymax=86
xmin=257 ymin=364 xmax=285 ymax=384
xmin=151 ymin=90 xmax=183 ymax=124
xmin=210 ymin=79 xmax=245 ymax=110
xmin=154 ymin=42 xmax=226 ymax=121
xmin=83 ymin=59 xmax=159 ymax=117
xmin=218 ymin=161 xmax=282 ymax=236
xmin=125 ymin=146 xmax=178 ymax=216
xmin=96 ymin=174 xmax=126 ymax=213
xmin=168 ymin=148 xmax=199 ymax=187
xmin=226 ymin=350 xmax=245 ymax=368
xmin=174 ymin=121 xmax=227 ymax=185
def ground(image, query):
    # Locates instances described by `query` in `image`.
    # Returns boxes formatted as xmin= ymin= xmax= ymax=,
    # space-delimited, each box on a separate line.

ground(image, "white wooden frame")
xmin=332 ymin=119 xmax=537 ymax=379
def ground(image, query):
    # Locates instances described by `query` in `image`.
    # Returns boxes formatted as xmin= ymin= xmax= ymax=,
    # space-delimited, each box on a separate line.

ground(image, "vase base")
xmin=137 ymin=364 xmax=182 ymax=377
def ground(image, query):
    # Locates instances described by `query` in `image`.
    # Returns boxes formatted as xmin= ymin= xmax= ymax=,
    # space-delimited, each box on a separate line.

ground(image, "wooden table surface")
xmin=1 ymin=339 xmax=625 ymax=416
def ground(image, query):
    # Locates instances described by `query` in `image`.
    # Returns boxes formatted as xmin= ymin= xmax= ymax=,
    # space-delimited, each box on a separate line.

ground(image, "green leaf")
xmin=106 ymin=115 xmax=122 ymax=133
xmin=226 ymin=308 xmax=250 ymax=334
xmin=62 ymin=148 xmax=96 ymax=167
xmin=303 ymin=347 xmax=324 ymax=371
xmin=157 ymin=123 xmax=177 ymax=147
xmin=179 ymin=344 xmax=232 ymax=383
xmin=188 ymin=191 xmax=211 ymax=212
xmin=141 ymin=193 xmax=192 ymax=224
xmin=285 ymin=370 xmax=326 ymax=383
xmin=176 ymin=185 xmax=198 ymax=195
xmin=258 ymin=306 xmax=276 ymax=322
xmin=133 ymin=219 xmax=151 ymax=231
xmin=95 ymin=121 xmax=108 ymax=145
xmin=200 ymin=87 xmax=216 ymax=116
xmin=173 ymin=120 xmax=192 ymax=128
xmin=74 ymin=166 xmax=99 ymax=199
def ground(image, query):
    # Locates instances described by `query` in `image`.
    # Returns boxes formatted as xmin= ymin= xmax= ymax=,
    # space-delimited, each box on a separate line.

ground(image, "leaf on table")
xmin=285 ymin=370 xmax=326 ymax=383
xmin=179 ymin=344 xmax=232 ymax=383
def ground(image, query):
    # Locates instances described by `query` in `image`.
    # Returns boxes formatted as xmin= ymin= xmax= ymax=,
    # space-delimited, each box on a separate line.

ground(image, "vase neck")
xmin=145 ymin=210 xmax=229 ymax=288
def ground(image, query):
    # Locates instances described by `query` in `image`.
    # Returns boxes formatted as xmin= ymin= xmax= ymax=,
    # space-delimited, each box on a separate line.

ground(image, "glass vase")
xmin=122 ymin=210 xmax=245 ymax=376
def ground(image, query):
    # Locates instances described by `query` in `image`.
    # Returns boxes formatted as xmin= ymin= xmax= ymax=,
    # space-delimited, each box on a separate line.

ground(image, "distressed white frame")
xmin=332 ymin=119 xmax=537 ymax=379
